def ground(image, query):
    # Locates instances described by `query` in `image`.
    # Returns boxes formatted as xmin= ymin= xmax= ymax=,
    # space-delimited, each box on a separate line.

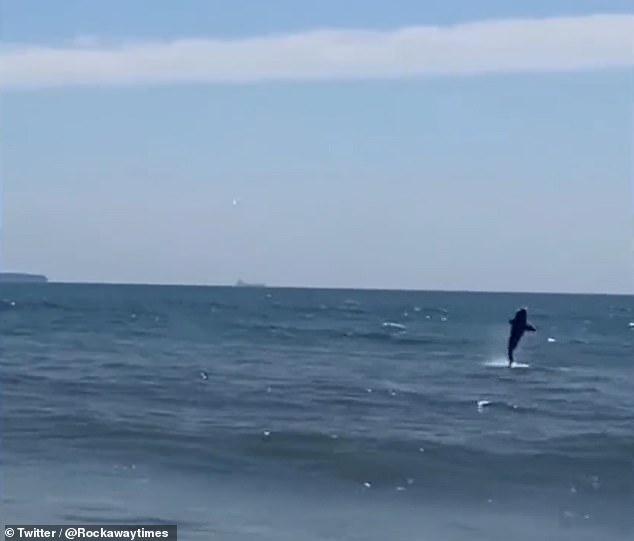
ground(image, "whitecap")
xmin=382 ymin=321 xmax=407 ymax=330
xmin=477 ymin=400 xmax=491 ymax=411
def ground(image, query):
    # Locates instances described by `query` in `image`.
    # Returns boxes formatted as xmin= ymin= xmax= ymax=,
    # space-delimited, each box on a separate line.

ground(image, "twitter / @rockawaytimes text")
xmin=3 ymin=526 xmax=177 ymax=541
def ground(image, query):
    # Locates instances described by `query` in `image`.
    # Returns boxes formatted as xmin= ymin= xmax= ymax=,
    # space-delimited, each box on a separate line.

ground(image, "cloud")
xmin=2 ymin=14 xmax=633 ymax=89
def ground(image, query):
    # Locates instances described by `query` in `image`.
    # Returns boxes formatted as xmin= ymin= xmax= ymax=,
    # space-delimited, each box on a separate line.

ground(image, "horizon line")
xmin=23 ymin=279 xmax=633 ymax=297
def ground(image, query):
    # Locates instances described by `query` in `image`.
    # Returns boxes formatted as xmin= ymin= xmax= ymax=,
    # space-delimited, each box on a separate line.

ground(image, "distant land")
xmin=0 ymin=272 xmax=48 ymax=283
xmin=234 ymin=279 xmax=266 ymax=288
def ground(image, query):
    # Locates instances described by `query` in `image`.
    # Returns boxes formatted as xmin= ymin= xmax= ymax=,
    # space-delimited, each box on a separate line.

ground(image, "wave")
xmin=9 ymin=407 xmax=632 ymax=497
xmin=229 ymin=320 xmax=460 ymax=347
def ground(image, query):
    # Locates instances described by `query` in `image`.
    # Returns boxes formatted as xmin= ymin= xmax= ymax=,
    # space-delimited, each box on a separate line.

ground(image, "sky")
xmin=2 ymin=0 xmax=633 ymax=293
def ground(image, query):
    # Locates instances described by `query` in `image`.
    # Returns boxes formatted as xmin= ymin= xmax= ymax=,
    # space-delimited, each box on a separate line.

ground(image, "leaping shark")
xmin=507 ymin=308 xmax=536 ymax=367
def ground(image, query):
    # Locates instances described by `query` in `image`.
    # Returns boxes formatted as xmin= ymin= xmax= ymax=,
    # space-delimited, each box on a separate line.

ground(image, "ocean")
xmin=2 ymin=284 xmax=633 ymax=540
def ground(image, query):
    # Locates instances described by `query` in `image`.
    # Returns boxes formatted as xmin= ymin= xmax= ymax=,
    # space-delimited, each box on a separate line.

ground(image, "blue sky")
xmin=2 ymin=1 xmax=633 ymax=293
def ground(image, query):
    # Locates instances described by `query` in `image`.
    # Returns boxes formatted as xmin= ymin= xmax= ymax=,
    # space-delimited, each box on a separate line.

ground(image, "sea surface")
xmin=2 ymin=284 xmax=633 ymax=540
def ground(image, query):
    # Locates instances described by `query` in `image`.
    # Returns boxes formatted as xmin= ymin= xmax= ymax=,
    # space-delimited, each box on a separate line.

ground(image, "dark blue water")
xmin=2 ymin=284 xmax=633 ymax=540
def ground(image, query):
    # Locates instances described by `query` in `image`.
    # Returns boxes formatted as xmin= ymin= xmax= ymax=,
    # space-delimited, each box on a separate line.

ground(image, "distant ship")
xmin=234 ymin=279 xmax=266 ymax=288
xmin=0 ymin=272 xmax=48 ymax=283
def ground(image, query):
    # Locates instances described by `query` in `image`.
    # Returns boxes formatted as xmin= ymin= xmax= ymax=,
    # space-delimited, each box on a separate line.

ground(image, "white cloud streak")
xmin=2 ymin=14 xmax=633 ymax=89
